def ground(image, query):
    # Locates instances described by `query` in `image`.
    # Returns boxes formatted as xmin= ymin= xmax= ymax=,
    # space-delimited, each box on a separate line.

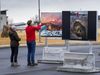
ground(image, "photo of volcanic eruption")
xmin=40 ymin=12 xmax=62 ymax=37
xmin=62 ymin=11 xmax=97 ymax=40
xmin=70 ymin=11 xmax=88 ymax=40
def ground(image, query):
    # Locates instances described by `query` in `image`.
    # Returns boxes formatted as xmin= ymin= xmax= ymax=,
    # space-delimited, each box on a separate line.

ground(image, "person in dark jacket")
xmin=9 ymin=26 xmax=21 ymax=66
xmin=25 ymin=20 xmax=41 ymax=66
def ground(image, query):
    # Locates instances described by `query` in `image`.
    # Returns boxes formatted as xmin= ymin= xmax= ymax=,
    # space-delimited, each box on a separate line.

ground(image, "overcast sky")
xmin=1 ymin=0 xmax=100 ymax=23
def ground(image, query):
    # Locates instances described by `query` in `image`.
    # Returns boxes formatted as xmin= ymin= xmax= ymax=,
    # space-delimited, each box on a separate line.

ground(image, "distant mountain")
xmin=13 ymin=22 xmax=26 ymax=26
xmin=12 ymin=22 xmax=26 ymax=30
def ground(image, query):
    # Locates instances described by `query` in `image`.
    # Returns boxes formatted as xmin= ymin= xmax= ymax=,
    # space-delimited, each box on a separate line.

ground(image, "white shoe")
xmin=11 ymin=62 xmax=14 ymax=66
xmin=14 ymin=63 xmax=20 ymax=66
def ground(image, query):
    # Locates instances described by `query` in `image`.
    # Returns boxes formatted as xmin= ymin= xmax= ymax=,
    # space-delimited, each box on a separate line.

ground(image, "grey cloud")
xmin=1 ymin=0 xmax=37 ymax=9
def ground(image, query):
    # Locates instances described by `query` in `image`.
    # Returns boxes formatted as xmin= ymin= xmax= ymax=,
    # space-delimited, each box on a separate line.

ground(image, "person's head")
xmin=27 ymin=20 xmax=32 ymax=26
xmin=10 ymin=25 xmax=16 ymax=31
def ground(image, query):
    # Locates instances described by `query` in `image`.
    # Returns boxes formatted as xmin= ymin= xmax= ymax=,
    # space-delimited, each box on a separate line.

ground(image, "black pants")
xmin=10 ymin=46 xmax=18 ymax=63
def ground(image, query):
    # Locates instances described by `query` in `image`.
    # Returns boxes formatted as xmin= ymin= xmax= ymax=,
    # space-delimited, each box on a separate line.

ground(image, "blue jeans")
xmin=27 ymin=41 xmax=36 ymax=64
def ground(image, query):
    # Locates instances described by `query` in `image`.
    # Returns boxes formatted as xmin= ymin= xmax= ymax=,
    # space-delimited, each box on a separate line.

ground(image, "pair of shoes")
xmin=27 ymin=63 xmax=31 ymax=66
xmin=11 ymin=63 xmax=14 ymax=67
xmin=14 ymin=63 xmax=20 ymax=66
xmin=11 ymin=62 xmax=20 ymax=67
xmin=31 ymin=63 xmax=38 ymax=66
xmin=27 ymin=63 xmax=38 ymax=66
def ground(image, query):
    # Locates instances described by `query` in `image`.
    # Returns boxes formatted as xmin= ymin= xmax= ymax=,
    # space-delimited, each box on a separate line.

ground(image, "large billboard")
xmin=40 ymin=12 xmax=62 ymax=37
xmin=62 ymin=11 xmax=97 ymax=41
